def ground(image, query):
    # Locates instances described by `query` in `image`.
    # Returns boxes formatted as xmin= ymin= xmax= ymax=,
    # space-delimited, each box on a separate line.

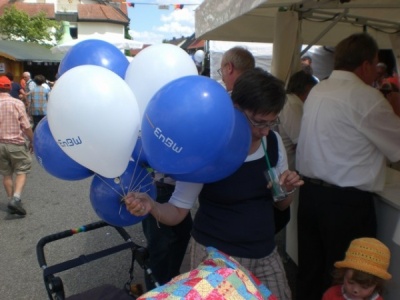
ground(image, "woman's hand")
xmin=280 ymin=170 xmax=304 ymax=193
xmin=273 ymin=170 xmax=303 ymax=210
xmin=124 ymin=192 xmax=154 ymax=216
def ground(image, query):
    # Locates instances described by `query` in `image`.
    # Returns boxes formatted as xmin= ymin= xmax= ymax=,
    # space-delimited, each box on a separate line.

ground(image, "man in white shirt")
xmin=296 ymin=32 xmax=400 ymax=300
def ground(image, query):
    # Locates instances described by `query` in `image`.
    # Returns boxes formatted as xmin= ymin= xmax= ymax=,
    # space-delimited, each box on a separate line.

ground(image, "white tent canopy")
xmin=195 ymin=0 xmax=400 ymax=49
xmin=195 ymin=0 xmax=400 ymax=82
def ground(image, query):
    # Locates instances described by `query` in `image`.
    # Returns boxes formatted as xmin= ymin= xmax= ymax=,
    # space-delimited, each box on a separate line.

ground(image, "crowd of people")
xmin=1 ymin=31 xmax=400 ymax=300
xmin=126 ymin=32 xmax=400 ymax=300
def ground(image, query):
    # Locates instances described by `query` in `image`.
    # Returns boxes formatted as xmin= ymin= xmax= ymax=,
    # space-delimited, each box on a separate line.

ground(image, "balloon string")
xmin=128 ymin=166 xmax=154 ymax=194
xmin=127 ymin=144 xmax=142 ymax=193
xmin=119 ymin=187 xmax=151 ymax=216
xmin=94 ymin=174 xmax=125 ymax=198
xmin=128 ymin=158 xmax=143 ymax=193
xmin=94 ymin=167 xmax=154 ymax=198
xmin=126 ymin=140 xmax=154 ymax=194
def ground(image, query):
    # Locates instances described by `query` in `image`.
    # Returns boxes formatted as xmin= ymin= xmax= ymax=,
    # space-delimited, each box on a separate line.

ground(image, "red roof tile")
xmin=0 ymin=3 xmax=55 ymax=18
xmin=187 ymin=39 xmax=205 ymax=50
xmin=78 ymin=4 xmax=129 ymax=24
xmin=130 ymin=44 xmax=151 ymax=56
xmin=0 ymin=2 xmax=129 ymax=24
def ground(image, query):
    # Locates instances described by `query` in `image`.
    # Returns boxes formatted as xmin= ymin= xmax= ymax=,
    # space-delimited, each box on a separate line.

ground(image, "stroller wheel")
xmin=46 ymin=276 xmax=65 ymax=300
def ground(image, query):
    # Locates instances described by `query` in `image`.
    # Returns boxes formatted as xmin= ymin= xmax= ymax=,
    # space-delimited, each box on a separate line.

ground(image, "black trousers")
xmin=141 ymin=183 xmax=193 ymax=290
xmin=296 ymin=180 xmax=377 ymax=300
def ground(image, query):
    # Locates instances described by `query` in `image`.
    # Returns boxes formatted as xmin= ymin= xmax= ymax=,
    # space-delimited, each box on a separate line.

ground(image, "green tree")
xmin=0 ymin=6 xmax=61 ymax=46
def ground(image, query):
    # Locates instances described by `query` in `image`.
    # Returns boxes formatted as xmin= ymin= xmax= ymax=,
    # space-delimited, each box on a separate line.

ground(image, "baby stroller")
xmin=36 ymin=220 xmax=159 ymax=300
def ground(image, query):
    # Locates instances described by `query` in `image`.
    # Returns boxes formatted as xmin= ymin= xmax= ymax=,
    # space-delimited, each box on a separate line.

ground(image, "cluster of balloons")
xmin=140 ymin=75 xmax=251 ymax=182
xmin=34 ymin=38 xmax=251 ymax=227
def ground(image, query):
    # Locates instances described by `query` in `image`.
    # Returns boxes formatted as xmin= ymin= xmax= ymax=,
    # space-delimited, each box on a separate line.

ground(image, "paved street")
xmin=0 ymin=155 xmax=297 ymax=299
xmin=0 ymin=157 xmax=154 ymax=299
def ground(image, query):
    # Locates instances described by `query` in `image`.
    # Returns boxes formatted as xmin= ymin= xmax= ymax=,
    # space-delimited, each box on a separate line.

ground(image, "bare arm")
xmin=23 ymin=127 xmax=34 ymax=153
xmin=124 ymin=192 xmax=190 ymax=226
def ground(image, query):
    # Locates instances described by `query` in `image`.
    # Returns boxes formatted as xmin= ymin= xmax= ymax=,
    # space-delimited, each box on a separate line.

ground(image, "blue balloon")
xmin=141 ymin=75 xmax=235 ymax=174
xmin=171 ymin=109 xmax=251 ymax=183
xmin=58 ymin=39 xmax=129 ymax=78
xmin=33 ymin=117 xmax=94 ymax=180
xmin=90 ymin=160 xmax=156 ymax=227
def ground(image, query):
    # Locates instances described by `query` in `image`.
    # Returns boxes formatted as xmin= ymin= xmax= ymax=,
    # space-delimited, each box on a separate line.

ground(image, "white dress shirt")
xmin=278 ymin=93 xmax=304 ymax=171
xmin=296 ymin=70 xmax=400 ymax=192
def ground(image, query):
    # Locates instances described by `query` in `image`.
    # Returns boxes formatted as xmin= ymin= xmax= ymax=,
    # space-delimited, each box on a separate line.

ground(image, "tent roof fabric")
xmin=195 ymin=0 xmax=400 ymax=48
xmin=0 ymin=40 xmax=64 ymax=62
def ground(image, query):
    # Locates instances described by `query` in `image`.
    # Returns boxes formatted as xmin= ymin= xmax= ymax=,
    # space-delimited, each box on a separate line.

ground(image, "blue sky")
xmin=126 ymin=0 xmax=204 ymax=45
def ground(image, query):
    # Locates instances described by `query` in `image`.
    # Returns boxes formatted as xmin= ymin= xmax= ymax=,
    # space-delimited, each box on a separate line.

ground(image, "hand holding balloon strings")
xmin=124 ymin=192 xmax=156 ymax=218
xmin=94 ymin=168 xmax=154 ymax=216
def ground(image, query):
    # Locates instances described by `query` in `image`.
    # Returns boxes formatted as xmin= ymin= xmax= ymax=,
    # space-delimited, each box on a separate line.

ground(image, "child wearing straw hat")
xmin=322 ymin=238 xmax=391 ymax=300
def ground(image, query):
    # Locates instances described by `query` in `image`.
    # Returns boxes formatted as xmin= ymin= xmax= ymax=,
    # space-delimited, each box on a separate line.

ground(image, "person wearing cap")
xmin=0 ymin=75 xmax=33 ymax=216
xmin=322 ymin=237 xmax=391 ymax=300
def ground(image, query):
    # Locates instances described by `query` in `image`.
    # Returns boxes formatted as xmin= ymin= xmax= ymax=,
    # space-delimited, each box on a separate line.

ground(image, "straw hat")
xmin=334 ymin=238 xmax=391 ymax=280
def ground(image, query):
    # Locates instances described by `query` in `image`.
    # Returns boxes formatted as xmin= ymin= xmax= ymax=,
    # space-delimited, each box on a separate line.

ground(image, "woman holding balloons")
xmin=127 ymin=68 xmax=303 ymax=299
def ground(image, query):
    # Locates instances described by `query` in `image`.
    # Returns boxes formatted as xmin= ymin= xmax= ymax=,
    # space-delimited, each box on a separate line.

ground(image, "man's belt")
xmin=302 ymin=176 xmax=362 ymax=192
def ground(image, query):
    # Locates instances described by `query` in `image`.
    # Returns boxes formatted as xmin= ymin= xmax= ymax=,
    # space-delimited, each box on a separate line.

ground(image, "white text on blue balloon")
xmin=154 ymin=127 xmax=182 ymax=153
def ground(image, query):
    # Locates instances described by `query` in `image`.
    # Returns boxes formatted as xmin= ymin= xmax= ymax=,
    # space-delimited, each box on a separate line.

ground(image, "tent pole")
xmin=300 ymin=8 xmax=348 ymax=56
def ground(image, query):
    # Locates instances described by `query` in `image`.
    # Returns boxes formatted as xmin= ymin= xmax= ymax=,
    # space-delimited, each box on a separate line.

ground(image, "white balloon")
xmin=124 ymin=43 xmax=198 ymax=125
xmin=194 ymin=49 xmax=205 ymax=64
xmin=47 ymin=65 xmax=140 ymax=178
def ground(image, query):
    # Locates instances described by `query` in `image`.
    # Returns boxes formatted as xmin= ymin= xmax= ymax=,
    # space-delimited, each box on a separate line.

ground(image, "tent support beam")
xmin=301 ymin=8 xmax=348 ymax=56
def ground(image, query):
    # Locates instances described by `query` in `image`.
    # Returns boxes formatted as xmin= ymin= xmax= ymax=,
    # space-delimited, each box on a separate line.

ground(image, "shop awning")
xmin=0 ymin=40 xmax=64 ymax=62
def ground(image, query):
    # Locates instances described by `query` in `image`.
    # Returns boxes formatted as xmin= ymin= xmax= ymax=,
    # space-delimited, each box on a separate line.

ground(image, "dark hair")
xmin=331 ymin=268 xmax=385 ymax=294
xmin=287 ymin=70 xmax=318 ymax=95
xmin=334 ymin=33 xmax=378 ymax=71
xmin=5 ymin=72 xmax=14 ymax=81
xmin=33 ymin=74 xmax=46 ymax=85
xmin=231 ymin=67 xmax=286 ymax=115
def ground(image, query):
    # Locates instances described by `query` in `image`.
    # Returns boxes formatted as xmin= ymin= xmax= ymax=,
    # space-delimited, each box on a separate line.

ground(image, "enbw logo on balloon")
xmin=57 ymin=137 xmax=83 ymax=147
xmin=154 ymin=127 xmax=182 ymax=153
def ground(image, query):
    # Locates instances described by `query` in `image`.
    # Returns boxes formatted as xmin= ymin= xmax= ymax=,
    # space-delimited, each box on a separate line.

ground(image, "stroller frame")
xmin=36 ymin=220 xmax=158 ymax=300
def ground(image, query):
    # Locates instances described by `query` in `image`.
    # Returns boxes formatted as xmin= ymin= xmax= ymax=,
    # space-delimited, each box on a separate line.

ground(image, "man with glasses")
xmin=217 ymin=46 xmax=255 ymax=92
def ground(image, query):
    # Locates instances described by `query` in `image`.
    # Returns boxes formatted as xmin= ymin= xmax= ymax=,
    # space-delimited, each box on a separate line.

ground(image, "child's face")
xmin=343 ymin=269 xmax=377 ymax=300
